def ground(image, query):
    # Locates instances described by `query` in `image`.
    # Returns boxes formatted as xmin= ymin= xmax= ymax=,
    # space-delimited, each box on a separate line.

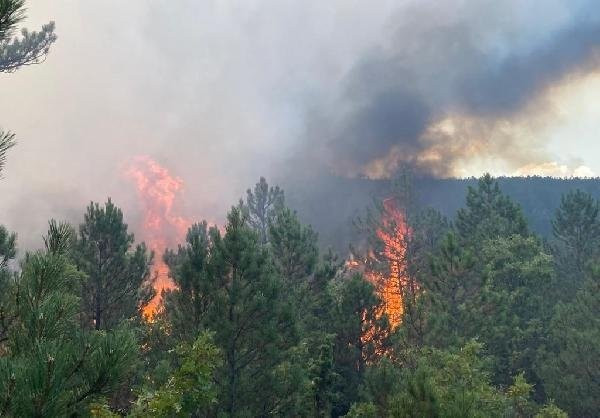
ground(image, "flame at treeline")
xmin=350 ymin=197 xmax=410 ymax=331
xmin=125 ymin=155 xmax=189 ymax=317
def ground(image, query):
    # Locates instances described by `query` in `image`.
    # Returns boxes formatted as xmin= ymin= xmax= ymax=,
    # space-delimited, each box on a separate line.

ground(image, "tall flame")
xmin=125 ymin=155 xmax=189 ymax=317
xmin=349 ymin=198 xmax=409 ymax=331
xmin=367 ymin=198 xmax=409 ymax=329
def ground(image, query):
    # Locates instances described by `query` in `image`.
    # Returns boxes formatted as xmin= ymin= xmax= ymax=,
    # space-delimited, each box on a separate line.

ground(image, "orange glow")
xmin=125 ymin=155 xmax=189 ymax=318
xmin=349 ymin=197 xmax=410 ymax=332
xmin=368 ymin=197 xmax=409 ymax=329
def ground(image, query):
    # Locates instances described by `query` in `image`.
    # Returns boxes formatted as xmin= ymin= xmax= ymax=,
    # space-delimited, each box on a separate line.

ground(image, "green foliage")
xmin=506 ymin=372 xmax=536 ymax=417
xmin=210 ymin=207 xmax=295 ymax=415
xmin=345 ymin=402 xmax=378 ymax=418
xmin=0 ymin=223 xmax=138 ymax=416
xmin=472 ymin=235 xmax=555 ymax=387
xmin=0 ymin=0 xmax=24 ymax=40
xmin=537 ymin=268 xmax=600 ymax=416
xmin=329 ymin=273 xmax=388 ymax=416
xmin=353 ymin=341 xmax=507 ymax=418
xmin=163 ymin=221 xmax=216 ymax=342
xmin=456 ymin=173 xmax=528 ymax=243
xmin=534 ymin=402 xmax=568 ymax=418
xmin=0 ymin=223 xmax=16 ymax=266
xmin=0 ymin=0 xmax=57 ymax=73
xmin=73 ymin=199 xmax=154 ymax=330
xmin=132 ymin=332 xmax=221 ymax=417
xmin=269 ymin=206 xmax=319 ymax=286
xmin=552 ymin=189 xmax=600 ymax=294
xmin=0 ymin=129 xmax=15 ymax=175
xmin=422 ymin=231 xmax=476 ymax=348
xmin=0 ymin=224 xmax=16 ymax=347
xmin=159 ymin=205 xmax=300 ymax=416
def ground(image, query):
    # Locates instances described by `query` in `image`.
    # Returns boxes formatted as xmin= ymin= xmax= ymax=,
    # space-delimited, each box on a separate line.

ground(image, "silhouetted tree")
xmin=73 ymin=199 xmax=154 ymax=330
xmin=239 ymin=177 xmax=284 ymax=244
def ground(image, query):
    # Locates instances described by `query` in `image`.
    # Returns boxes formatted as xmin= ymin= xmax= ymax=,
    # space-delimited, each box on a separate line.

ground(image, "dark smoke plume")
xmin=305 ymin=1 xmax=600 ymax=178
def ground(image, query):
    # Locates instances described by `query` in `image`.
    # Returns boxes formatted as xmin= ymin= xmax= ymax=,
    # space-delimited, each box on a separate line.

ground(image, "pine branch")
xmin=0 ymin=0 xmax=25 ymax=41
xmin=0 ymin=22 xmax=57 ymax=73
xmin=0 ymin=129 xmax=15 ymax=176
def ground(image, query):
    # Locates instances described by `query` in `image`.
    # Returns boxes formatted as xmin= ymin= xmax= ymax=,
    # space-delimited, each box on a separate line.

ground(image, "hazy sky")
xmin=1 ymin=1 xmax=600 ymax=249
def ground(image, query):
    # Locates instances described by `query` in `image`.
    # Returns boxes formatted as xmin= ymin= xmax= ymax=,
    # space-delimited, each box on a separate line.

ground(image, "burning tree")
xmin=351 ymin=172 xmax=448 ymax=350
xmin=351 ymin=174 xmax=418 ymax=331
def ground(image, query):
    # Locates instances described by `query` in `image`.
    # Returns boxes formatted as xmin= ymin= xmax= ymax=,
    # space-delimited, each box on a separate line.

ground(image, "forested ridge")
xmin=288 ymin=175 xmax=600 ymax=254
xmin=1 ymin=174 xmax=599 ymax=417
xmin=1 ymin=2 xmax=600 ymax=417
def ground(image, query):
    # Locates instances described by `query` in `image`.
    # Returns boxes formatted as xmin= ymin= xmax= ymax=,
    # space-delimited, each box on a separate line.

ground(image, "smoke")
xmin=306 ymin=0 xmax=600 ymax=178
xmin=0 ymin=1 xmax=600 ymax=250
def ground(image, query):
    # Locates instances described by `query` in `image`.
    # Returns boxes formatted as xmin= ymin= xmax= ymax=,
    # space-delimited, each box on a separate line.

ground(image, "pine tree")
xmin=456 ymin=173 xmax=528 ymax=244
xmin=0 ymin=221 xmax=138 ymax=417
xmin=268 ymin=206 xmax=318 ymax=287
xmin=422 ymin=232 xmax=476 ymax=349
xmin=239 ymin=177 xmax=284 ymax=244
xmin=466 ymin=235 xmax=554 ymax=389
xmin=163 ymin=221 xmax=217 ymax=343
xmin=329 ymin=273 xmax=388 ymax=416
xmin=537 ymin=268 xmax=600 ymax=416
xmin=207 ymin=207 xmax=296 ymax=415
xmin=73 ymin=199 xmax=154 ymax=330
xmin=551 ymin=189 xmax=600 ymax=295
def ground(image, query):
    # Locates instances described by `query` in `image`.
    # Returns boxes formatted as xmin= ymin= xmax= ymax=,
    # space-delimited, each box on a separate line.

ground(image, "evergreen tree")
xmin=552 ymin=189 xmax=600 ymax=295
xmin=239 ymin=176 xmax=284 ymax=244
xmin=162 ymin=221 xmax=216 ymax=343
xmin=422 ymin=232 xmax=476 ymax=349
xmin=348 ymin=342 xmax=507 ymax=418
xmin=268 ymin=206 xmax=319 ymax=287
xmin=464 ymin=235 xmax=555 ymax=388
xmin=73 ymin=199 xmax=154 ymax=330
xmin=0 ymin=221 xmax=138 ymax=417
xmin=456 ymin=173 xmax=528 ymax=243
xmin=329 ymin=273 xmax=388 ymax=416
xmin=207 ymin=207 xmax=296 ymax=416
xmin=537 ymin=268 xmax=600 ymax=416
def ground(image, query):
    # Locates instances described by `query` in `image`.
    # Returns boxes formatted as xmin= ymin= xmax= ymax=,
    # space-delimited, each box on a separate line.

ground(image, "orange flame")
xmin=368 ymin=198 xmax=409 ymax=329
xmin=125 ymin=155 xmax=189 ymax=318
xmin=348 ymin=198 xmax=409 ymax=332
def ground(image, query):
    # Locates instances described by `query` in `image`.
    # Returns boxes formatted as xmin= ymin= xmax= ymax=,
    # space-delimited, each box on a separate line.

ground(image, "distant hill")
xmin=284 ymin=175 xmax=600 ymax=254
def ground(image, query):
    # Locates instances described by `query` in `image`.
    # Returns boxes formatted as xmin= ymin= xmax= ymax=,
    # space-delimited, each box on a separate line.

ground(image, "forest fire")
xmin=350 ymin=198 xmax=410 ymax=331
xmin=125 ymin=155 xmax=189 ymax=317
xmin=369 ymin=198 xmax=410 ymax=329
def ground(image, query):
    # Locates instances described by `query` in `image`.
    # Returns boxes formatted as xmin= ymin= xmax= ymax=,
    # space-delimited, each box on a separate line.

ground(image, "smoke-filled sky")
xmin=1 ymin=1 xmax=600 ymax=249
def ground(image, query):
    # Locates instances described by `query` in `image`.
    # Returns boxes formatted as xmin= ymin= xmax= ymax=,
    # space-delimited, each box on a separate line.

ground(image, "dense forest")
xmin=1 ymin=173 xmax=599 ymax=417
xmin=288 ymin=174 xmax=600 ymax=254
xmin=2 ymin=1 xmax=600 ymax=417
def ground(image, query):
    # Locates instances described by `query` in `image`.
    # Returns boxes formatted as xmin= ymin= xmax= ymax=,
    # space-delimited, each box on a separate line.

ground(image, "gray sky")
xmin=1 ymin=1 xmax=600 ymax=249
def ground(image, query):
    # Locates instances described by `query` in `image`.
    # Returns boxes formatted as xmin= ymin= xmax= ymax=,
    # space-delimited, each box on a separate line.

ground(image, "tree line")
xmin=0 ymin=174 xmax=598 ymax=417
